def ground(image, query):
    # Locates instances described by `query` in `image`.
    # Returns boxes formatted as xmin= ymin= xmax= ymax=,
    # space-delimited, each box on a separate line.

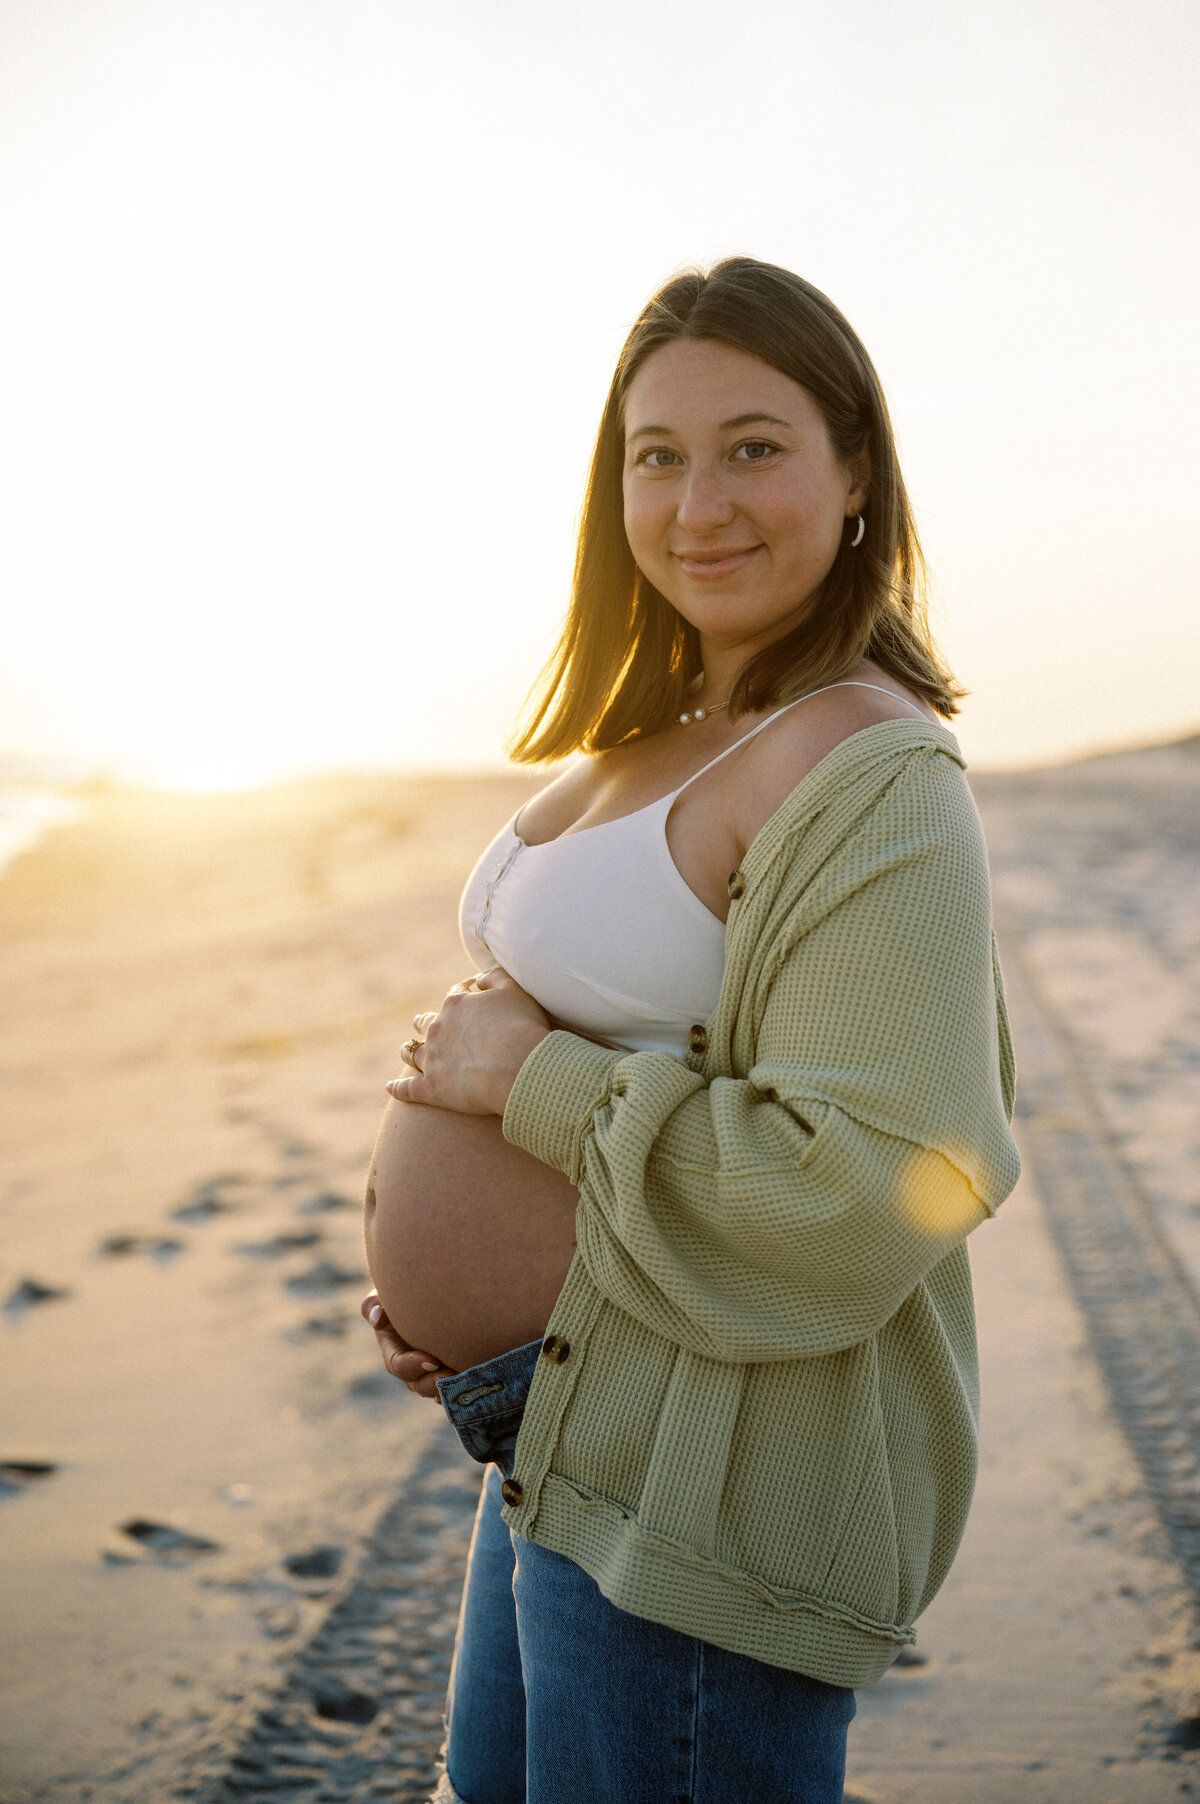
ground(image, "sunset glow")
xmin=1 ymin=0 xmax=1197 ymax=789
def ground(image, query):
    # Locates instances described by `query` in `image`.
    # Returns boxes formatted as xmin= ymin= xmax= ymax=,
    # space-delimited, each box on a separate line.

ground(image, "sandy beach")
xmin=1 ymin=748 xmax=1198 ymax=1801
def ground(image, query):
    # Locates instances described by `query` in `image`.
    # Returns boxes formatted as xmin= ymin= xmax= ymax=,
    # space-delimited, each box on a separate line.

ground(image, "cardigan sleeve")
xmin=502 ymin=756 xmax=1020 ymax=1361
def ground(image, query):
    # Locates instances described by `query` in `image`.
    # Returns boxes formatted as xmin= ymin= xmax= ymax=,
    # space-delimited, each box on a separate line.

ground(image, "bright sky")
xmin=1 ymin=0 xmax=1196 ymax=788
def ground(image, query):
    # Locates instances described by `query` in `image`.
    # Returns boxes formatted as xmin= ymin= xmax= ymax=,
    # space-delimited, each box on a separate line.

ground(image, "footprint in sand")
xmin=4 ymin=1278 xmax=71 ymax=1317
xmin=285 ymin=1259 xmax=365 ymax=1297
xmin=235 ymin=1229 xmax=323 ymax=1258
xmin=104 ymin=1519 xmax=223 ymax=1564
xmin=283 ymin=1545 xmax=344 ymax=1580
xmin=1165 ymin=1715 xmax=1200 ymax=1750
xmin=285 ymin=1313 xmax=351 ymax=1340
xmin=98 ymin=1232 xmax=186 ymax=1263
xmin=294 ymin=1189 xmax=357 ymax=1216
xmin=172 ymin=1174 xmax=251 ymax=1222
xmin=309 ymin=1676 xmax=379 ymax=1724
xmin=0 ymin=1460 xmax=58 ymax=1497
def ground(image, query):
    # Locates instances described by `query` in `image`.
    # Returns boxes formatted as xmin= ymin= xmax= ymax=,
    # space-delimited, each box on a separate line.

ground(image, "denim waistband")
xmin=437 ymin=1339 xmax=541 ymax=1478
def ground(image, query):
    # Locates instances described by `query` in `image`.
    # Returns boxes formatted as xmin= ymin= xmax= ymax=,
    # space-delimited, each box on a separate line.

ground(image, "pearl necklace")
xmin=678 ymin=672 xmax=731 ymax=725
xmin=678 ymin=696 xmax=730 ymax=726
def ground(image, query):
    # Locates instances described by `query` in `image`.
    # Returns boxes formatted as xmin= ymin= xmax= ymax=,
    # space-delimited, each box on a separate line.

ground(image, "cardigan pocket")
xmin=635 ymin=1348 xmax=746 ymax=1558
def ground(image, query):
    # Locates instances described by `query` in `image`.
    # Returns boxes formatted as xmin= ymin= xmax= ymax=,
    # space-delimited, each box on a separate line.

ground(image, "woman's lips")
xmin=674 ymin=546 xmax=760 ymax=580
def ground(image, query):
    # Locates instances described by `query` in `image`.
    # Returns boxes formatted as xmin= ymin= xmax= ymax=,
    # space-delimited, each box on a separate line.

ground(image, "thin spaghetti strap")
xmin=828 ymin=680 xmax=930 ymax=718
xmin=671 ymin=681 xmax=928 ymax=799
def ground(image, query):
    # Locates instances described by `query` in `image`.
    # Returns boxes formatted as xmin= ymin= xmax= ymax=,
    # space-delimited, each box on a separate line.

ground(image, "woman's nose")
xmin=675 ymin=465 xmax=736 ymax=532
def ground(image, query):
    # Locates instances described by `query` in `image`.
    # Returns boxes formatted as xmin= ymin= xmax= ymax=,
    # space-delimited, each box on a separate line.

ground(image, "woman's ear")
xmin=846 ymin=449 xmax=872 ymax=517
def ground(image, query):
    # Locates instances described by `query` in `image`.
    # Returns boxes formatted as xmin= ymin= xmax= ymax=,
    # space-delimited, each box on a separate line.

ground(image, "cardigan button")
xmin=688 ymin=1024 xmax=708 ymax=1056
xmin=501 ymin=1478 xmax=524 ymax=1506
xmin=727 ymin=869 xmax=746 ymax=900
xmin=542 ymin=1335 xmax=570 ymax=1364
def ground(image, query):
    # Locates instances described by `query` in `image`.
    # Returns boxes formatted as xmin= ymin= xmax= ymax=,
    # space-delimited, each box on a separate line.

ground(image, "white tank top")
xmin=458 ymin=683 xmax=929 ymax=1058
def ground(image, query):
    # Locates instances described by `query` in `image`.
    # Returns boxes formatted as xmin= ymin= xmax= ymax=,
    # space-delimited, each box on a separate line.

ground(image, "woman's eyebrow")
xmin=721 ymin=412 xmax=794 ymax=432
xmin=626 ymin=412 xmax=794 ymax=441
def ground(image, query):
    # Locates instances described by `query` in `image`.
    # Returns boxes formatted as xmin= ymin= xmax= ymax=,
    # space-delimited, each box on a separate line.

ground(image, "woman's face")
xmin=622 ymin=338 xmax=869 ymax=664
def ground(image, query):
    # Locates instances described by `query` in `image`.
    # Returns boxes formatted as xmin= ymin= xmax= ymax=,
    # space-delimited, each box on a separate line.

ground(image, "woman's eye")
xmin=635 ymin=448 xmax=680 ymax=469
xmin=733 ymin=440 xmax=777 ymax=462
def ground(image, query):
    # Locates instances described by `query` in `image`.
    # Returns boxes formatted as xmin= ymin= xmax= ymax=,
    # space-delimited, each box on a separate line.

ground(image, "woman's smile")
xmin=674 ymin=544 xmax=762 ymax=580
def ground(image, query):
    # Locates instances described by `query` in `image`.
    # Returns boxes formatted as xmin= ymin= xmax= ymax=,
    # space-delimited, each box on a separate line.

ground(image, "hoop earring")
xmin=850 ymin=515 xmax=865 ymax=548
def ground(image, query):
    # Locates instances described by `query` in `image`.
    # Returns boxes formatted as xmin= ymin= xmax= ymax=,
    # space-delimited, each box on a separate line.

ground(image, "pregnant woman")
xmin=361 ymin=257 xmax=1020 ymax=1804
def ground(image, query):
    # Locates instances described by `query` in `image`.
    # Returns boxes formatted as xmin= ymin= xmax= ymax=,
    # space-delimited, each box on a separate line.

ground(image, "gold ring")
xmin=401 ymin=1037 xmax=423 ymax=1072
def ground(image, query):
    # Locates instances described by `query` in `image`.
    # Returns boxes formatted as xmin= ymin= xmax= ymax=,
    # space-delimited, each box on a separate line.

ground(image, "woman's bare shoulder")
xmin=734 ymin=674 xmax=938 ymax=851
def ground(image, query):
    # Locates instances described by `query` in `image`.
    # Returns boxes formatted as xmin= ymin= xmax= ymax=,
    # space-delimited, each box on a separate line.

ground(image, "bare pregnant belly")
xmin=363 ymin=1099 xmax=579 ymax=1373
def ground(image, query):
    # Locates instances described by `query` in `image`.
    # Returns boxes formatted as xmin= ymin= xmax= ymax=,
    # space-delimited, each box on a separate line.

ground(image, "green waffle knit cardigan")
xmin=499 ymin=717 xmax=1020 ymax=1688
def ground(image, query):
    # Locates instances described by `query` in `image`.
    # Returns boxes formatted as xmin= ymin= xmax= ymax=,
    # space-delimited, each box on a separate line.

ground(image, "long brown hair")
xmin=508 ymin=257 xmax=963 ymax=763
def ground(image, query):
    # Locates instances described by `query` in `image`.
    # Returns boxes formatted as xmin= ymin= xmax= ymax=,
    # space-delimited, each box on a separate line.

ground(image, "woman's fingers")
xmin=362 ymin=1291 xmax=413 ymax=1371
xmin=405 ymin=1371 xmax=446 ymax=1400
xmin=384 ymin=962 xmax=544 ymax=1115
xmin=447 ymin=970 xmax=493 ymax=996
xmin=359 ymin=1293 xmax=449 ymax=1400
xmin=388 ymin=1008 xmax=439 ymax=1090
xmin=388 ymin=1342 xmax=453 ymax=1401
xmin=372 ymin=1316 xmax=409 ymax=1370
xmin=391 ymin=1035 xmax=427 ymax=1092
xmin=361 ymin=1290 xmax=388 ymax=1329
xmin=387 ymin=1004 xmax=440 ymax=1097
xmin=386 ymin=1072 xmax=423 ymax=1100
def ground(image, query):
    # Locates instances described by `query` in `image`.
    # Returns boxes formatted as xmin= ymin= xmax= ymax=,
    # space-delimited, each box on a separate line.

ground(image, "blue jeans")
xmin=438 ymin=1339 xmax=542 ymax=1479
xmin=437 ymin=1343 xmax=856 ymax=1804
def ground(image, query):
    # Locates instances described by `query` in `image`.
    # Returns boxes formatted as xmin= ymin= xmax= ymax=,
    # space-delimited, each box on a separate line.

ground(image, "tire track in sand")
xmin=998 ymin=915 xmax=1200 ymax=1641
xmin=186 ymin=1426 xmax=481 ymax=1804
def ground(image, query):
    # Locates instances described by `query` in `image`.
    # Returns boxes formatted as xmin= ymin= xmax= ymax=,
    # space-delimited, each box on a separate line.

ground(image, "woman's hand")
xmin=360 ymin=1292 xmax=455 ymax=1400
xmin=386 ymin=966 xmax=551 ymax=1116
